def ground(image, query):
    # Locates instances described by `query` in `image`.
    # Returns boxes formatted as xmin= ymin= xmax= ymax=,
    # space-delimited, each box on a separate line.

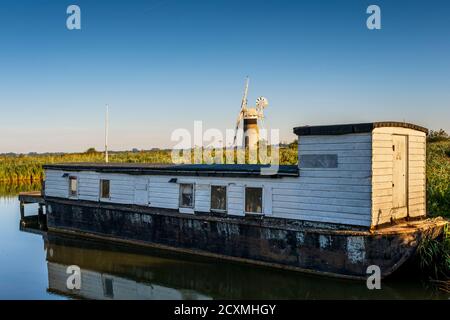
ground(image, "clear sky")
xmin=0 ymin=0 xmax=449 ymax=153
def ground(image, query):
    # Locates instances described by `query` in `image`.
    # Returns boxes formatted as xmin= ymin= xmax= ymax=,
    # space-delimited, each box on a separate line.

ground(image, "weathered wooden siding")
xmin=371 ymin=127 xmax=426 ymax=226
xmin=148 ymin=176 xmax=179 ymax=209
xmin=45 ymin=170 xmax=297 ymax=220
xmin=78 ymin=171 xmax=100 ymax=202
xmin=45 ymin=170 xmax=69 ymax=198
xmin=296 ymin=133 xmax=372 ymax=227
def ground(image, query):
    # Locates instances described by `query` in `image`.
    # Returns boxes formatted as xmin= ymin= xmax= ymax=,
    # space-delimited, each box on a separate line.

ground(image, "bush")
xmin=417 ymin=225 xmax=450 ymax=280
xmin=427 ymin=129 xmax=449 ymax=143
xmin=427 ymin=140 xmax=450 ymax=218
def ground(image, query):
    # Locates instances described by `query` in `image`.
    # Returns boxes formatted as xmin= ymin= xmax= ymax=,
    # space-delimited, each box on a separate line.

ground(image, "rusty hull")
xmin=45 ymin=197 xmax=448 ymax=280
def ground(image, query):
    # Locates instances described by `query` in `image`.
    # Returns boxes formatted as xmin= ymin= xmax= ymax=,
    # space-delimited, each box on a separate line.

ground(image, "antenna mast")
xmin=105 ymin=104 xmax=109 ymax=163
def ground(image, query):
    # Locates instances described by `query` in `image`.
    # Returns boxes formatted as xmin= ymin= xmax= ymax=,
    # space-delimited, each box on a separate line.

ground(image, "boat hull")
xmin=45 ymin=197 xmax=448 ymax=280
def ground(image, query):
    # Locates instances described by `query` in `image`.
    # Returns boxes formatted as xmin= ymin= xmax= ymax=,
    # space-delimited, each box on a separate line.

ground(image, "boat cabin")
xmin=43 ymin=122 xmax=428 ymax=229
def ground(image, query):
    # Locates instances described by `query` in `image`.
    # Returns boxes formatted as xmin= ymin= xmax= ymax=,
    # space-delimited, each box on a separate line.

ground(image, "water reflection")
xmin=38 ymin=232 xmax=446 ymax=300
xmin=45 ymin=234 xmax=210 ymax=300
xmin=0 ymin=181 xmax=41 ymax=198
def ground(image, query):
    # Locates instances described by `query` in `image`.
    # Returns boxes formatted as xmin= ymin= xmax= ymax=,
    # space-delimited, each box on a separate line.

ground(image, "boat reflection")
xmin=38 ymin=232 xmax=446 ymax=300
xmin=12 ymin=188 xmax=447 ymax=300
xmin=45 ymin=233 xmax=213 ymax=300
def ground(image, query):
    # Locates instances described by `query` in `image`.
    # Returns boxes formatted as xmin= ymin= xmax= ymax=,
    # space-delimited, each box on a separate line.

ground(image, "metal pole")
xmin=105 ymin=104 xmax=109 ymax=163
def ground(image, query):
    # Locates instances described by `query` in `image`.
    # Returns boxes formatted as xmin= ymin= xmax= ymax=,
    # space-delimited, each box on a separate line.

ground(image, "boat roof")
xmin=43 ymin=163 xmax=299 ymax=178
xmin=293 ymin=121 xmax=428 ymax=136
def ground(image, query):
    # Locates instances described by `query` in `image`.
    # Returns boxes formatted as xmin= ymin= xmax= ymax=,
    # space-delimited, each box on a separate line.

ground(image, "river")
xmin=0 ymin=187 xmax=448 ymax=299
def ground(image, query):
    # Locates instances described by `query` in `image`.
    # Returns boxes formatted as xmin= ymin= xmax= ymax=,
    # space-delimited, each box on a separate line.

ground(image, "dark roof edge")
xmin=293 ymin=122 xmax=428 ymax=136
xmin=42 ymin=165 xmax=299 ymax=178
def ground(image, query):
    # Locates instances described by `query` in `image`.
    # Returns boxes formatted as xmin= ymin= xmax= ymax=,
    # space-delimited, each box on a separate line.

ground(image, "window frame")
xmin=99 ymin=179 xmax=111 ymax=200
xmin=179 ymin=183 xmax=195 ymax=209
xmin=244 ymin=186 xmax=264 ymax=215
xmin=210 ymin=185 xmax=227 ymax=213
xmin=68 ymin=176 xmax=78 ymax=198
xmin=102 ymin=275 xmax=114 ymax=298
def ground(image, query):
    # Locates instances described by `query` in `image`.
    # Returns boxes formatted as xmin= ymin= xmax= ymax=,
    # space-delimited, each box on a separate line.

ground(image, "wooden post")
xmin=38 ymin=204 xmax=44 ymax=225
xmin=20 ymin=201 xmax=25 ymax=219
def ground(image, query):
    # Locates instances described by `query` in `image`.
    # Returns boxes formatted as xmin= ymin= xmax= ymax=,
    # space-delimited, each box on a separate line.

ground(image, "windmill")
xmin=233 ymin=77 xmax=269 ymax=148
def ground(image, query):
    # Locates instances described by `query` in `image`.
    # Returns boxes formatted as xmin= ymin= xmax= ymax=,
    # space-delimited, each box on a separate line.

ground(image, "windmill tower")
xmin=233 ymin=78 xmax=269 ymax=149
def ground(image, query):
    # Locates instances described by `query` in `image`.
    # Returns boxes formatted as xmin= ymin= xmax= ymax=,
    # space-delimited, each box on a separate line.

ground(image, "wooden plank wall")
xmin=371 ymin=127 xmax=426 ymax=226
xmin=297 ymin=133 xmax=373 ymax=227
xmin=44 ymin=169 xmax=297 ymax=219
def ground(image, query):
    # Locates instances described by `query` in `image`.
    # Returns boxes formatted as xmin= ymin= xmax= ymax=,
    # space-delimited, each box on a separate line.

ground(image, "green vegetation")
xmin=420 ymin=131 xmax=450 ymax=283
xmin=0 ymin=145 xmax=298 ymax=183
xmin=426 ymin=139 xmax=450 ymax=218
xmin=417 ymin=225 xmax=450 ymax=285
xmin=427 ymin=129 xmax=449 ymax=143
xmin=0 ymin=149 xmax=173 ymax=182
xmin=0 ymin=181 xmax=41 ymax=198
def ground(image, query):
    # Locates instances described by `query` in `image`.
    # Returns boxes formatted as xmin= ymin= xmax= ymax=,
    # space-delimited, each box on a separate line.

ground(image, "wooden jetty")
xmin=18 ymin=191 xmax=46 ymax=230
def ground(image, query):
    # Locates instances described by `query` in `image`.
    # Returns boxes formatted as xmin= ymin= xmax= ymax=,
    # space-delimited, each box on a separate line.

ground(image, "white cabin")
xmin=44 ymin=122 xmax=428 ymax=229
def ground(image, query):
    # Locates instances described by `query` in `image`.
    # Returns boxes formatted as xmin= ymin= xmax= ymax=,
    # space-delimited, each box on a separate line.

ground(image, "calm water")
xmin=0 ymin=190 xmax=448 ymax=300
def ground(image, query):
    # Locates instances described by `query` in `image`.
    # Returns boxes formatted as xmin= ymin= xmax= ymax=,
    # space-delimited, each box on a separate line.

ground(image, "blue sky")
xmin=0 ymin=0 xmax=449 ymax=153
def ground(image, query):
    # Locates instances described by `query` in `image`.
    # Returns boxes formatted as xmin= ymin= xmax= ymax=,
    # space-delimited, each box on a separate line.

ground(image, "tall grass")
xmin=0 ymin=146 xmax=298 ymax=183
xmin=417 ymin=225 xmax=450 ymax=283
xmin=0 ymin=151 xmax=173 ymax=182
xmin=426 ymin=140 xmax=450 ymax=218
xmin=0 ymin=181 xmax=42 ymax=198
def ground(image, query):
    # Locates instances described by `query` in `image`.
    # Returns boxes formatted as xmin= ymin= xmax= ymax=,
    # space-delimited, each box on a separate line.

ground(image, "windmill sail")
xmin=233 ymin=77 xmax=249 ymax=145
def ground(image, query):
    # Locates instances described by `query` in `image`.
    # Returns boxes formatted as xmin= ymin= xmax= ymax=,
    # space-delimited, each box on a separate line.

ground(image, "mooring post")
xmin=20 ymin=201 xmax=25 ymax=219
xmin=38 ymin=204 xmax=44 ymax=224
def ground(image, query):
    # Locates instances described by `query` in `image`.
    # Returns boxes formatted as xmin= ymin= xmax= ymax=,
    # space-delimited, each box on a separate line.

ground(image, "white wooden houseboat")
xmin=40 ymin=122 xmax=448 ymax=279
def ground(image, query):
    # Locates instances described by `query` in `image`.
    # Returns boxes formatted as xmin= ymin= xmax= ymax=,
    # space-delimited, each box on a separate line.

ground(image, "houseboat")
xmin=39 ymin=122 xmax=448 ymax=279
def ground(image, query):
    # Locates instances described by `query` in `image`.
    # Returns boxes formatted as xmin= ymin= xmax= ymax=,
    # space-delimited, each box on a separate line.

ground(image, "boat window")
xmin=69 ymin=176 xmax=78 ymax=197
xmin=211 ymin=185 xmax=227 ymax=212
xmin=100 ymin=179 xmax=110 ymax=199
xmin=102 ymin=276 xmax=114 ymax=298
xmin=179 ymin=183 xmax=194 ymax=208
xmin=245 ymin=187 xmax=263 ymax=214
